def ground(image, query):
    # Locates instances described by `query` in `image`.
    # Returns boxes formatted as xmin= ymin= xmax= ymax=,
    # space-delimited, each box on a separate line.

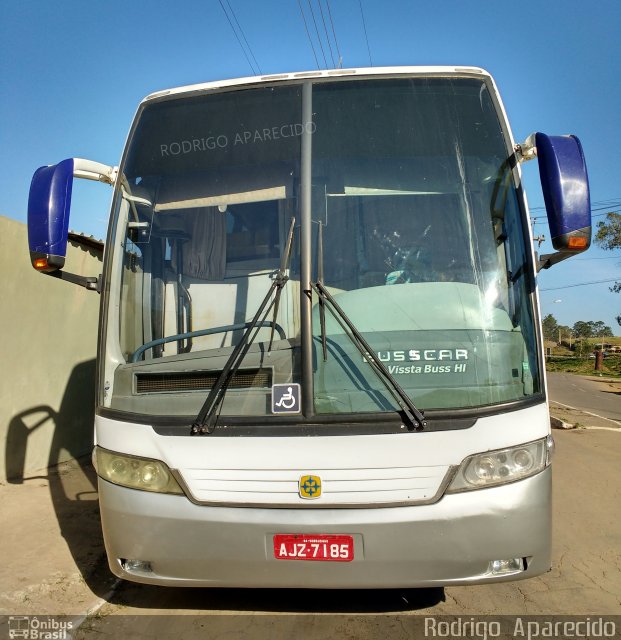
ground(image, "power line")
xmin=325 ymin=0 xmax=342 ymax=67
xmin=225 ymin=0 xmax=262 ymax=75
xmin=543 ymin=198 xmax=621 ymax=206
xmin=531 ymin=205 xmax=621 ymax=219
xmin=530 ymin=197 xmax=621 ymax=210
xmin=358 ymin=0 xmax=373 ymax=66
xmin=297 ymin=0 xmax=320 ymax=69
xmin=531 ymin=211 xmax=617 ymax=225
xmin=530 ymin=201 xmax=621 ymax=215
xmin=540 ymin=278 xmax=620 ymax=292
xmin=318 ymin=0 xmax=335 ymax=67
xmin=218 ymin=0 xmax=258 ymax=75
xmin=575 ymin=255 xmax=621 ymax=261
xmin=307 ymin=0 xmax=328 ymax=67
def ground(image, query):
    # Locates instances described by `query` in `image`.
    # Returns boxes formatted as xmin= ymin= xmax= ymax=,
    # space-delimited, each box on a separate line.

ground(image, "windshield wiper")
xmin=312 ymin=221 xmax=426 ymax=432
xmin=268 ymin=218 xmax=296 ymax=352
xmin=311 ymin=282 xmax=427 ymax=431
xmin=190 ymin=218 xmax=296 ymax=435
xmin=317 ymin=221 xmax=328 ymax=362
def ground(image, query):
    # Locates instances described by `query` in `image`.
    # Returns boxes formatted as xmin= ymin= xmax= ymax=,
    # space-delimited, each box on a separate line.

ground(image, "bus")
xmin=27 ymin=66 xmax=591 ymax=588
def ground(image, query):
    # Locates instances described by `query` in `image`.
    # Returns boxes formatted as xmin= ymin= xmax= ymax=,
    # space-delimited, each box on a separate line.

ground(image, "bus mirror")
xmin=533 ymin=133 xmax=591 ymax=268
xmin=27 ymin=159 xmax=75 ymax=272
xmin=27 ymin=157 xmax=115 ymax=280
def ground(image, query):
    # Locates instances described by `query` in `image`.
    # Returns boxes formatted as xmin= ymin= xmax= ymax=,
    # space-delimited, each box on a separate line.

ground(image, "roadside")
xmin=0 ymin=459 xmax=115 ymax=616
xmin=548 ymin=375 xmax=621 ymax=430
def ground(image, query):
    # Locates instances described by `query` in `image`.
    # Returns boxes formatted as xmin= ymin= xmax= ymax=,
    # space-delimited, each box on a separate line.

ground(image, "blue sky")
xmin=1 ymin=0 xmax=620 ymax=333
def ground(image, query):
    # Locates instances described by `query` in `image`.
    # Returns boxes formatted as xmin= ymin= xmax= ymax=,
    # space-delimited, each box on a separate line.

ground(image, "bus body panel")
xmin=95 ymin=403 xmax=549 ymax=508
xmin=95 ymin=402 xmax=551 ymax=586
xmin=98 ymin=465 xmax=551 ymax=588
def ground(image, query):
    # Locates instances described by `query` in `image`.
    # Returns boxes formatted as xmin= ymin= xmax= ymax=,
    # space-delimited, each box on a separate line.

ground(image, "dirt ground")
xmin=0 ymin=460 xmax=113 ymax=616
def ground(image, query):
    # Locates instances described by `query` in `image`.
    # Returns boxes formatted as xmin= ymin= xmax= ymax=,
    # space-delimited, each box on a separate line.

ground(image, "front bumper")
xmin=98 ymin=467 xmax=551 ymax=588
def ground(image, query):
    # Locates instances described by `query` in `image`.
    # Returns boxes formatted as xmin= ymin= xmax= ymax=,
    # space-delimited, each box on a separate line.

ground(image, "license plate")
xmin=273 ymin=534 xmax=354 ymax=562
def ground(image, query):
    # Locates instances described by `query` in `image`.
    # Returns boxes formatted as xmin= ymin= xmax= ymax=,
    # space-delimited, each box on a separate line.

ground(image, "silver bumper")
xmin=98 ymin=467 xmax=551 ymax=588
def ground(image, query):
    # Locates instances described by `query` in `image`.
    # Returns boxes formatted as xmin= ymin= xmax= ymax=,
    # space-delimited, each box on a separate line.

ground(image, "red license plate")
xmin=274 ymin=534 xmax=354 ymax=562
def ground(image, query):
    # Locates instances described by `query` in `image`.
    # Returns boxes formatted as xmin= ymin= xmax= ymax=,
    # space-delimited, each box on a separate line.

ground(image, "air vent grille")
xmin=135 ymin=369 xmax=272 ymax=394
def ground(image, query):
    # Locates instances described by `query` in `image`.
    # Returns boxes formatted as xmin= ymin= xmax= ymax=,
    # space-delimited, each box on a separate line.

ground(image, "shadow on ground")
xmin=106 ymin=581 xmax=445 ymax=613
xmin=4 ymin=359 xmax=114 ymax=600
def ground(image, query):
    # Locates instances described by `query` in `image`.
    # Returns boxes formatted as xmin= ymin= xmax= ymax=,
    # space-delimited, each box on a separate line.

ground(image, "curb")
xmin=550 ymin=416 xmax=575 ymax=430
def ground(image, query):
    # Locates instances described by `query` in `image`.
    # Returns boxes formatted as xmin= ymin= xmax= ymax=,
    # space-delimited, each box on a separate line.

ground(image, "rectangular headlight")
xmin=95 ymin=447 xmax=184 ymax=495
xmin=446 ymin=437 xmax=551 ymax=493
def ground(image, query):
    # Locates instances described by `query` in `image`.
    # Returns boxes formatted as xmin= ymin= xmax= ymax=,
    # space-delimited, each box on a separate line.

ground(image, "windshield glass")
xmin=109 ymin=85 xmax=303 ymax=417
xmin=104 ymin=76 xmax=540 ymax=420
xmin=310 ymin=78 xmax=539 ymax=413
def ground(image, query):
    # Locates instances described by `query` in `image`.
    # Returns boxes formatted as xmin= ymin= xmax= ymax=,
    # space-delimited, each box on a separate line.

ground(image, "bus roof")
xmin=142 ymin=66 xmax=492 ymax=103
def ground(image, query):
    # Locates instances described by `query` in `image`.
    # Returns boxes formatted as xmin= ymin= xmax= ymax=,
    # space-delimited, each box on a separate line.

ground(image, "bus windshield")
xmin=106 ymin=76 xmax=540 ymax=420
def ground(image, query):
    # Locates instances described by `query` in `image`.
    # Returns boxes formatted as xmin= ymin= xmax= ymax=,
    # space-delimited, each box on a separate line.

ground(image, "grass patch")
xmin=545 ymin=355 xmax=621 ymax=377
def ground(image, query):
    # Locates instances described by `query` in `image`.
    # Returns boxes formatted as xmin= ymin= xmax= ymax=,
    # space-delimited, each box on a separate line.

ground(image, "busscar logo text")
xmin=376 ymin=349 xmax=469 ymax=362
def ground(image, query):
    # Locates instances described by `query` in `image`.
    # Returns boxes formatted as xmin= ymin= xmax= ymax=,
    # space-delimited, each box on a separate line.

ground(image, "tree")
xmin=542 ymin=314 xmax=559 ymax=342
xmin=595 ymin=212 xmax=621 ymax=250
xmin=591 ymin=320 xmax=613 ymax=338
xmin=595 ymin=212 xmax=621 ymax=326
xmin=573 ymin=320 xmax=593 ymax=338
xmin=572 ymin=320 xmax=613 ymax=338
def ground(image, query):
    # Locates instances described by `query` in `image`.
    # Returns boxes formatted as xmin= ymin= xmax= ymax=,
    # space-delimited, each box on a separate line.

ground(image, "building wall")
xmin=0 ymin=216 xmax=103 ymax=482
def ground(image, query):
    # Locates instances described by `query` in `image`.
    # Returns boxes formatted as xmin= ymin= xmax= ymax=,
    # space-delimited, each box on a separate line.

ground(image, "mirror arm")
xmin=537 ymin=251 xmax=573 ymax=271
xmin=73 ymin=159 xmax=117 ymax=185
xmin=515 ymin=134 xmax=538 ymax=163
xmin=46 ymin=270 xmax=101 ymax=292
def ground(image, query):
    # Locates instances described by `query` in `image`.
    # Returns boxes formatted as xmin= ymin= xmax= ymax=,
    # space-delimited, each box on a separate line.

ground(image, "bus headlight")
xmin=95 ymin=447 xmax=184 ymax=495
xmin=446 ymin=438 xmax=550 ymax=493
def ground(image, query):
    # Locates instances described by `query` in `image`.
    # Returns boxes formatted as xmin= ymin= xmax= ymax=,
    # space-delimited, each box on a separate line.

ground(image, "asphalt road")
xmin=76 ymin=428 xmax=621 ymax=638
xmin=547 ymin=372 xmax=621 ymax=424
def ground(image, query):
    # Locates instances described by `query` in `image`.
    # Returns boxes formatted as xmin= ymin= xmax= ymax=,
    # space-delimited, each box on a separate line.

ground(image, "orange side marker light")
xmin=567 ymin=237 xmax=588 ymax=250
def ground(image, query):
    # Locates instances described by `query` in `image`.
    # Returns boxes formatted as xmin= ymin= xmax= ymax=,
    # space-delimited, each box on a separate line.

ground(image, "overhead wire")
xmin=574 ymin=255 xmax=621 ymax=261
xmin=530 ymin=199 xmax=621 ymax=226
xmin=297 ymin=0 xmax=320 ymax=69
xmin=225 ymin=0 xmax=262 ymax=75
xmin=530 ymin=199 xmax=621 ymax=215
xmin=296 ymin=0 xmax=342 ymax=70
xmin=532 ymin=211 xmax=619 ymax=226
xmin=218 ymin=0 xmax=259 ymax=75
xmin=325 ymin=0 xmax=343 ymax=67
xmin=307 ymin=0 xmax=328 ymax=67
xmin=358 ymin=0 xmax=373 ymax=66
xmin=318 ymin=0 xmax=335 ymax=67
xmin=540 ymin=278 xmax=621 ymax=291
xmin=531 ymin=204 xmax=621 ymax=216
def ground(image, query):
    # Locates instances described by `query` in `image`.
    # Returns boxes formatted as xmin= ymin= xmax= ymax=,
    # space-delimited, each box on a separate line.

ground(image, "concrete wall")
xmin=0 ymin=216 xmax=103 ymax=482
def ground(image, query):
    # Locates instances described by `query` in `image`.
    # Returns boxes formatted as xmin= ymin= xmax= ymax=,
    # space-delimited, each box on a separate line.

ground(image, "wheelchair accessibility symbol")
xmin=272 ymin=383 xmax=301 ymax=414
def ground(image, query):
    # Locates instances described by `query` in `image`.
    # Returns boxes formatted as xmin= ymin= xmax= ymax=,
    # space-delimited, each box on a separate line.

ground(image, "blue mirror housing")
xmin=27 ymin=158 xmax=74 ymax=272
xmin=535 ymin=133 xmax=591 ymax=253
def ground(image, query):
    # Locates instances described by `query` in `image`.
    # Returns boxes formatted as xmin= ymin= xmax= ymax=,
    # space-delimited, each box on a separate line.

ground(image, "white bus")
xmin=28 ymin=66 xmax=591 ymax=588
